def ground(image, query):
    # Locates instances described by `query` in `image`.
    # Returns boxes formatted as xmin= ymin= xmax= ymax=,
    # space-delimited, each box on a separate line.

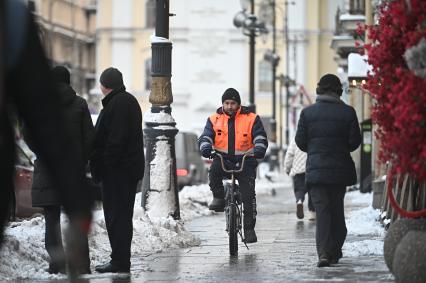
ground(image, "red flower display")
xmin=363 ymin=0 xmax=426 ymax=181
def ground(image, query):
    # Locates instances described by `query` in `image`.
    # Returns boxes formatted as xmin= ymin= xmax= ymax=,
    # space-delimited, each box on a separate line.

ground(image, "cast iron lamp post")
xmin=233 ymin=0 xmax=268 ymax=113
xmin=141 ymin=0 xmax=180 ymax=220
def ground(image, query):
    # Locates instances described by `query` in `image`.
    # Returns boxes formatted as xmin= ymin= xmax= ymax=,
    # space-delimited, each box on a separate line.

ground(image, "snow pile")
xmin=145 ymin=138 xmax=177 ymax=219
xmin=343 ymin=239 xmax=384 ymax=257
xmin=346 ymin=190 xmax=374 ymax=206
xmin=89 ymin=193 xmax=200 ymax=268
xmin=143 ymin=109 xmax=175 ymax=124
xmin=346 ymin=205 xmax=384 ymax=237
xmin=179 ymin=184 xmax=212 ymax=221
xmin=0 ymin=172 xmax=286 ymax=280
xmin=0 ymin=193 xmax=199 ymax=281
xmin=0 ymin=217 xmax=60 ymax=280
xmin=343 ymin=191 xmax=384 ymax=257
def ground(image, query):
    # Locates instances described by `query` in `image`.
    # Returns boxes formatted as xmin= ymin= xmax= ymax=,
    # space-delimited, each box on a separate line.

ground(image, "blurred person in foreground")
xmin=295 ymin=74 xmax=361 ymax=267
xmin=90 ymin=67 xmax=144 ymax=273
xmin=284 ymin=136 xmax=315 ymax=220
xmin=26 ymin=66 xmax=94 ymax=274
xmin=0 ymin=0 xmax=93 ymax=279
xmin=198 ymin=88 xmax=268 ymax=243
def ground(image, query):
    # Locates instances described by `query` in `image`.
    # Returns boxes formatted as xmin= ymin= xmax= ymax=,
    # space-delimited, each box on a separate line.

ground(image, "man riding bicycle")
xmin=198 ymin=88 xmax=268 ymax=243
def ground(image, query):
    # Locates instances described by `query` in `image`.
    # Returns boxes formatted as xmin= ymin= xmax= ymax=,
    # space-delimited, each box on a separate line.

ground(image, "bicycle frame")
xmin=214 ymin=152 xmax=253 ymax=254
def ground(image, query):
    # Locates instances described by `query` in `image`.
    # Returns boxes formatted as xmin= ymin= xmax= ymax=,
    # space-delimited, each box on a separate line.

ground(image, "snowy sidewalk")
xmin=0 ymin=173 xmax=286 ymax=282
xmin=132 ymin=179 xmax=394 ymax=282
xmin=0 ymin=174 xmax=394 ymax=282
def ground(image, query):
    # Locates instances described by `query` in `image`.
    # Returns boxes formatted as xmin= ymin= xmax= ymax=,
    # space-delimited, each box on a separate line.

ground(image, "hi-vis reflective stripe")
xmin=235 ymin=148 xmax=254 ymax=155
xmin=253 ymin=135 xmax=267 ymax=143
xmin=213 ymin=147 xmax=253 ymax=155
xmin=204 ymin=136 xmax=213 ymax=144
xmin=213 ymin=147 xmax=228 ymax=154
xmin=255 ymin=144 xmax=267 ymax=149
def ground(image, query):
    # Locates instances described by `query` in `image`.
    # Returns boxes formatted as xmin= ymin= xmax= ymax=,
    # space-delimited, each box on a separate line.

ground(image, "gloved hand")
xmin=201 ymin=144 xmax=213 ymax=158
xmin=253 ymin=148 xmax=265 ymax=159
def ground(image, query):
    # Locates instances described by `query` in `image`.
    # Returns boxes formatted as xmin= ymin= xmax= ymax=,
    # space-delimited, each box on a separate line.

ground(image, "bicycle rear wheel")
xmin=228 ymin=203 xmax=238 ymax=256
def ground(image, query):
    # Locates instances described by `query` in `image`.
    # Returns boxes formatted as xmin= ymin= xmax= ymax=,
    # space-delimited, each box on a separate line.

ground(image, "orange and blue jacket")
xmin=198 ymin=106 xmax=268 ymax=161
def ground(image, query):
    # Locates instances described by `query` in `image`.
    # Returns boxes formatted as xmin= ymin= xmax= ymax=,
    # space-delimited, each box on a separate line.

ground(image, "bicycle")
xmin=214 ymin=152 xmax=253 ymax=256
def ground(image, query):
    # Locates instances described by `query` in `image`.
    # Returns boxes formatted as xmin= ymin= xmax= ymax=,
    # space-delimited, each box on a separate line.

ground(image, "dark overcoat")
xmin=295 ymin=95 xmax=361 ymax=186
xmin=90 ymin=87 xmax=144 ymax=182
xmin=31 ymin=83 xmax=94 ymax=207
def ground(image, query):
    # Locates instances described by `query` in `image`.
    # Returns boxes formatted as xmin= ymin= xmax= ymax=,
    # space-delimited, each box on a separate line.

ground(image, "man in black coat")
xmin=28 ymin=66 xmax=94 ymax=274
xmin=91 ymin=67 xmax=144 ymax=273
xmin=295 ymin=74 xmax=361 ymax=267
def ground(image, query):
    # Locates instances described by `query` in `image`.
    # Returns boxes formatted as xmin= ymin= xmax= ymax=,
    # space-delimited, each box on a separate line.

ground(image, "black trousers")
xmin=44 ymin=206 xmax=90 ymax=270
xmin=102 ymin=172 xmax=138 ymax=269
xmin=310 ymin=184 xmax=347 ymax=259
xmin=293 ymin=173 xmax=314 ymax=211
xmin=209 ymin=158 xmax=257 ymax=229
xmin=44 ymin=206 xmax=65 ymax=269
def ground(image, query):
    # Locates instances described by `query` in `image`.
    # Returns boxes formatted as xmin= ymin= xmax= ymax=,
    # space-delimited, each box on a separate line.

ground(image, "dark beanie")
xmin=317 ymin=73 xmax=342 ymax=95
xmin=222 ymin=88 xmax=241 ymax=104
xmin=52 ymin=66 xmax=70 ymax=84
xmin=100 ymin=67 xmax=124 ymax=90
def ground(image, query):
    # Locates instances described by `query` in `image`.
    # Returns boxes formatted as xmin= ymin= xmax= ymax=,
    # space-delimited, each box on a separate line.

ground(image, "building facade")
xmin=95 ymin=0 xmax=340 ymax=142
xmin=256 ymin=0 xmax=341 ymax=143
xmin=29 ymin=0 xmax=97 ymax=111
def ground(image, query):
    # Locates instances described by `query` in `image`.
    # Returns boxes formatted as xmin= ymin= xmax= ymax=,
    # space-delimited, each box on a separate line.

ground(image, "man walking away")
xmin=295 ymin=74 xmax=361 ymax=267
xmin=90 ymin=67 xmax=144 ymax=273
xmin=284 ymin=136 xmax=315 ymax=220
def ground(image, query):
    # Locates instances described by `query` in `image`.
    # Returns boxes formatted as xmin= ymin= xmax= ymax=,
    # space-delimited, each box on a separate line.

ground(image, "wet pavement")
xmin=130 ymin=186 xmax=393 ymax=283
xmin=19 ymin=183 xmax=394 ymax=282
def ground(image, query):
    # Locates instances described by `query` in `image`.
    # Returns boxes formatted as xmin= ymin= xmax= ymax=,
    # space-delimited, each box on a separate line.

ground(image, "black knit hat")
xmin=222 ymin=88 xmax=241 ymax=104
xmin=52 ymin=66 xmax=70 ymax=84
xmin=316 ymin=73 xmax=343 ymax=96
xmin=100 ymin=67 xmax=124 ymax=90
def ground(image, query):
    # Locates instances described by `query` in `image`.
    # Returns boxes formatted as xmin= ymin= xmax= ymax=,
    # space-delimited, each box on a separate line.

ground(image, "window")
xmin=350 ymin=0 xmax=365 ymax=15
xmin=146 ymin=0 xmax=156 ymax=28
xmin=258 ymin=60 xmax=272 ymax=92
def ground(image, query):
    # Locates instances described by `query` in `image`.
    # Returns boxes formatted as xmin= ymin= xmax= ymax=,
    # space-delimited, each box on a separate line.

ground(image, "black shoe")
xmin=95 ymin=263 xmax=130 ymax=273
xmin=330 ymin=250 xmax=343 ymax=264
xmin=296 ymin=200 xmax=304 ymax=219
xmin=46 ymin=264 xmax=66 ymax=275
xmin=209 ymin=197 xmax=225 ymax=212
xmin=317 ymin=257 xmax=330 ymax=267
xmin=244 ymin=229 xmax=257 ymax=243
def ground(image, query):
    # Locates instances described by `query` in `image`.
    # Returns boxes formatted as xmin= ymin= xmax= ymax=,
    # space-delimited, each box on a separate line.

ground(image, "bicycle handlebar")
xmin=213 ymin=151 xmax=253 ymax=174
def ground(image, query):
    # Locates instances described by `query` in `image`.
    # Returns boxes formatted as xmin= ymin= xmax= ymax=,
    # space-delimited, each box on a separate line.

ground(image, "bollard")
xmin=393 ymin=231 xmax=426 ymax=283
xmin=383 ymin=218 xmax=426 ymax=273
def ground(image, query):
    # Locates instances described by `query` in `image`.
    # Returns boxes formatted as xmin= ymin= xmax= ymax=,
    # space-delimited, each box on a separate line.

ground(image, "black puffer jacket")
xmin=90 ymin=87 xmax=144 ymax=181
xmin=295 ymin=95 xmax=361 ymax=186
xmin=30 ymin=83 xmax=94 ymax=207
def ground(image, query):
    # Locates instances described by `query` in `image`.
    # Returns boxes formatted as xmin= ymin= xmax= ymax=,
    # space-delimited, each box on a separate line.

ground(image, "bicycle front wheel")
xmin=228 ymin=203 xmax=238 ymax=256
